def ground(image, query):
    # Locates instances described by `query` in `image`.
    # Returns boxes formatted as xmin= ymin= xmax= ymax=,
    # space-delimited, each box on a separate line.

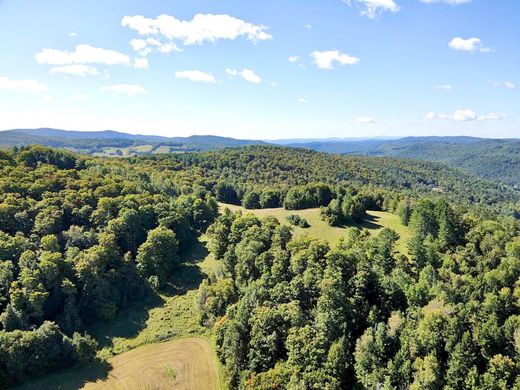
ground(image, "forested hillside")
xmin=0 ymin=146 xmax=219 ymax=386
xmin=281 ymin=137 xmax=520 ymax=186
xmin=169 ymin=146 xmax=518 ymax=215
xmin=201 ymin=198 xmax=520 ymax=389
xmin=0 ymin=145 xmax=519 ymax=388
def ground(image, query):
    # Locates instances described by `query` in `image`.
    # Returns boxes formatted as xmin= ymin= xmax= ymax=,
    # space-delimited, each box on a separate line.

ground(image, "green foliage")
xmin=0 ymin=144 xmax=519 ymax=388
xmin=202 ymin=195 xmax=520 ymax=389
xmin=0 ymin=146 xmax=219 ymax=385
xmin=136 ymin=226 xmax=179 ymax=288
xmin=287 ymin=214 xmax=309 ymax=228
xmin=0 ymin=321 xmax=96 ymax=386
xmin=321 ymin=194 xmax=367 ymax=226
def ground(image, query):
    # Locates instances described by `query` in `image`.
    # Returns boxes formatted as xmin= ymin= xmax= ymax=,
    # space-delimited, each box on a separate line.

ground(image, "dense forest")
xmin=201 ymin=200 xmax=520 ymax=389
xmin=0 ymin=144 xmax=519 ymax=388
xmin=282 ymin=137 xmax=520 ymax=186
xmin=2 ymin=130 xmax=520 ymax=186
xmin=0 ymin=146 xmax=218 ymax=386
xmin=169 ymin=146 xmax=518 ymax=216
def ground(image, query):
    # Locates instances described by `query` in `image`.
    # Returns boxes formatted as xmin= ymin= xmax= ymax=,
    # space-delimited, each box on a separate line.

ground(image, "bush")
xmin=287 ymin=214 xmax=310 ymax=228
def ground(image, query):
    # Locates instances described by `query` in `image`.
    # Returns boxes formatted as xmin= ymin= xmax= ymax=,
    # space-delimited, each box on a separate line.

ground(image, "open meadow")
xmin=219 ymin=203 xmax=411 ymax=254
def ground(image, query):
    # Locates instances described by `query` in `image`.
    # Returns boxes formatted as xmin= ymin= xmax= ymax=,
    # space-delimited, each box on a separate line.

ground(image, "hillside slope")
xmin=278 ymin=137 xmax=520 ymax=185
xmin=166 ymin=145 xmax=517 ymax=210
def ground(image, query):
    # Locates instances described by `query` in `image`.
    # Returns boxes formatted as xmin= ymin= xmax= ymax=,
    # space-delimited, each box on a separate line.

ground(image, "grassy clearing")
xmin=153 ymin=145 xmax=172 ymax=154
xmin=219 ymin=203 xmax=411 ymax=254
xmin=16 ymin=337 xmax=219 ymax=390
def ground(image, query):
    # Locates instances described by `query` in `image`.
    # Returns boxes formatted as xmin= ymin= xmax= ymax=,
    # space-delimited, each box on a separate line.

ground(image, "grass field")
xmin=16 ymin=337 xmax=219 ymax=390
xmin=219 ymin=203 xmax=411 ymax=254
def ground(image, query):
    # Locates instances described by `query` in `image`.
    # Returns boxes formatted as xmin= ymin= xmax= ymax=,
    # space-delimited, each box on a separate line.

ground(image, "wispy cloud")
xmin=493 ymin=81 xmax=516 ymax=90
xmin=435 ymin=84 xmax=453 ymax=91
xmin=175 ymin=70 xmax=216 ymax=83
xmin=36 ymin=44 xmax=130 ymax=65
xmin=0 ymin=75 xmax=47 ymax=93
xmin=225 ymin=68 xmax=261 ymax=84
xmin=342 ymin=0 xmax=399 ymax=19
xmin=425 ymin=109 xmax=506 ymax=121
xmin=134 ymin=58 xmax=149 ymax=69
xmin=50 ymin=64 xmax=99 ymax=76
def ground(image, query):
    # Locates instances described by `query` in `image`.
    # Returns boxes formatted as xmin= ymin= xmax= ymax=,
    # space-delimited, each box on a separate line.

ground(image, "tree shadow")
xmin=163 ymin=239 xmax=208 ymax=295
xmin=90 ymin=238 xmax=209 ymax=349
xmin=331 ymin=214 xmax=383 ymax=231
xmin=359 ymin=213 xmax=383 ymax=230
xmin=90 ymin=292 xmax=165 ymax=349
xmin=12 ymin=360 xmax=112 ymax=390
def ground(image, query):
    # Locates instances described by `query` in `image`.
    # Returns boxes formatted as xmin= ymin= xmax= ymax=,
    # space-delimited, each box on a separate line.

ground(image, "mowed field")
xmin=219 ymin=203 xmax=411 ymax=254
xmin=85 ymin=337 xmax=219 ymax=390
xmin=16 ymin=337 xmax=219 ymax=390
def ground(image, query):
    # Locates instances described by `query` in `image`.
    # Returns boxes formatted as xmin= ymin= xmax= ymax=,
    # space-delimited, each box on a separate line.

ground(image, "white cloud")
xmin=100 ymin=84 xmax=147 ymax=95
xmin=175 ymin=70 xmax=216 ymax=83
xmin=69 ymin=32 xmax=78 ymax=37
xmin=435 ymin=84 xmax=453 ymax=91
xmin=493 ymin=81 xmax=516 ymax=90
xmin=130 ymin=39 xmax=147 ymax=51
xmin=36 ymin=44 xmax=130 ymax=65
xmin=121 ymin=14 xmax=272 ymax=47
xmin=225 ymin=68 xmax=261 ymax=84
xmin=298 ymin=98 xmax=309 ymax=104
xmin=0 ymin=75 xmax=47 ymax=93
xmin=425 ymin=109 xmax=506 ymax=121
xmin=452 ymin=109 xmax=478 ymax=121
xmin=448 ymin=37 xmax=490 ymax=53
xmin=305 ymin=24 xmax=313 ymax=29
xmin=343 ymin=0 xmax=400 ymax=19
xmin=357 ymin=116 xmax=377 ymax=124
xmin=310 ymin=50 xmax=360 ymax=69
xmin=288 ymin=56 xmax=299 ymax=63
xmin=421 ymin=0 xmax=471 ymax=4
xmin=134 ymin=58 xmax=149 ymax=69
xmin=50 ymin=64 xmax=99 ymax=76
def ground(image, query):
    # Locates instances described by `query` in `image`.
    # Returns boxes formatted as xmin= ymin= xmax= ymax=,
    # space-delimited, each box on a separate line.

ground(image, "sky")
xmin=0 ymin=0 xmax=518 ymax=139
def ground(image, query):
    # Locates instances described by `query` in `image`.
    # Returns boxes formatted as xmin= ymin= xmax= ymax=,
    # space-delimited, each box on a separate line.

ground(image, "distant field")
xmin=219 ymin=203 xmax=411 ymax=254
xmin=17 ymin=337 xmax=219 ymax=390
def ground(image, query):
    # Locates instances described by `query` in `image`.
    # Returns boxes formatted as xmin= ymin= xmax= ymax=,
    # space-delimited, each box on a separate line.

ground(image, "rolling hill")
xmin=276 ymin=136 xmax=520 ymax=185
xmin=0 ymin=128 xmax=267 ymax=155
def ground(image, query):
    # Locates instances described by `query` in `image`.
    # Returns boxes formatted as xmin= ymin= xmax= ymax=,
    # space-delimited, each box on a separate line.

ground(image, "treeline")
xmin=200 ymin=198 xmax=520 ymax=388
xmin=0 ymin=146 xmax=218 ymax=386
xmin=162 ymin=146 xmax=518 ymax=216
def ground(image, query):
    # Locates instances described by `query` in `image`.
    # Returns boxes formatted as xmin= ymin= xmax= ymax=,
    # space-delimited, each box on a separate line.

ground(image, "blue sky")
xmin=0 ymin=0 xmax=518 ymax=139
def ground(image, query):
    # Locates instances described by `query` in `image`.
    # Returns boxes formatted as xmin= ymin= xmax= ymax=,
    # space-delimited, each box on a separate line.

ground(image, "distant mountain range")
xmin=1 ymin=128 xmax=519 ymax=185
xmin=0 ymin=128 xmax=268 ymax=154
